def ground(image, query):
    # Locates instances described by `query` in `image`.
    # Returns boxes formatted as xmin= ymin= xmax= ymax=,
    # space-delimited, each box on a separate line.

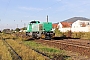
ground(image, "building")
xmin=52 ymin=23 xmax=58 ymax=31
xmin=58 ymin=17 xmax=90 ymax=32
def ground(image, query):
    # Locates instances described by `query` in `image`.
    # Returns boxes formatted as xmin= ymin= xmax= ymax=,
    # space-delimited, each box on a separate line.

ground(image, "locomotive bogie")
xmin=32 ymin=31 xmax=42 ymax=39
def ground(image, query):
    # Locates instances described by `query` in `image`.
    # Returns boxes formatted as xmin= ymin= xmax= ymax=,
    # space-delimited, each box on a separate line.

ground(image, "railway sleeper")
xmin=35 ymin=40 xmax=90 ymax=57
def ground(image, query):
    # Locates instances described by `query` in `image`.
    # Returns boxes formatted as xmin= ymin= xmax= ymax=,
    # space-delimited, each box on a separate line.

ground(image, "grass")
xmin=0 ymin=40 xmax=12 ymax=60
xmin=0 ymin=33 xmax=72 ymax=60
xmin=6 ymin=39 xmax=47 ymax=60
xmin=0 ymin=33 xmax=47 ymax=60
xmin=23 ymin=41 xmax=66 ymax=59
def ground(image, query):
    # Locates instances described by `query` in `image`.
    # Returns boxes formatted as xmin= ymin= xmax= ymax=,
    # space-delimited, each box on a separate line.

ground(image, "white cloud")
xmin=19 ymin=7 xmax=43 ymax=11
xmin=54 ymin=0 xmax=90 ymax=13
xmin=56 ymin=0 xmax=62 ymax=1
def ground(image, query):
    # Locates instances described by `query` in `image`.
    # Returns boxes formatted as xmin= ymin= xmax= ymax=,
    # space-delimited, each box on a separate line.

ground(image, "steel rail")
xmin=2 ymin=39 xmax=22 ymax=60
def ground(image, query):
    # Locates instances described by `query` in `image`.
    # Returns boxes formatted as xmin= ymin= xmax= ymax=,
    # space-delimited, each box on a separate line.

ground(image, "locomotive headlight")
xmin=46 ymin=33 xmax=50 ymax=35
xmin=37 ymin=32 xmax=39 ymax=34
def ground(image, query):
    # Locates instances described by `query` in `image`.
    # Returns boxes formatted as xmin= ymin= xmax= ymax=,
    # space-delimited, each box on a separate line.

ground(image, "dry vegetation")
xmin=54 ymin=29 xmax=90 ymax=39
xmin=24 ymin=41 xmax=64 ymax=58
xmin=0 ymin=40 xmax=12 ymax=60
xmin=6 ymin=39 xmax=48 ymax=60
xmin=1 ymin=32 xmax=90 ymax=60
xmin=0 ymin=33 xmax=49 ymax=60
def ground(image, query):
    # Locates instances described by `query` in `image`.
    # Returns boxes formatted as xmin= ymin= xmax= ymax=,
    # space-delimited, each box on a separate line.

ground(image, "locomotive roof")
xmin=30 ymin=21 xmax=40 ymax=23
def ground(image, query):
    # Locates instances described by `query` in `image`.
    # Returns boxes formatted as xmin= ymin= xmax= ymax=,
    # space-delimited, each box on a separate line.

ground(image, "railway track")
xmin=51 ymin=39 xmax=90 ymax=48
xmin=2 ymin=39 xmax=22 ymax=60
xmin=2 ymin=38 xmax=51 ymax=60
xmin=27 ymin=46 xmax=52 ymax=60
xmin=35 ymin=39 xmax=90 ymax=57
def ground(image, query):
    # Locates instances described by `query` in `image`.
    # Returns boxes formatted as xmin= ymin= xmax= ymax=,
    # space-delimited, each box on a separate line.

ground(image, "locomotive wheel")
xmin=32 ymin=33 xmax=37 ymax=39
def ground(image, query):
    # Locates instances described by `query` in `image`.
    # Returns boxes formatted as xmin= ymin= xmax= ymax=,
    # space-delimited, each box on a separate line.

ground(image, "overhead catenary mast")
xmin=47 ymin=15 xmax=48 ymax=22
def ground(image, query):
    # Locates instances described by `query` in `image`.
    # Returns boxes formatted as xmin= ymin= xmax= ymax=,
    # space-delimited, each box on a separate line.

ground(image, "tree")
xmin=22 ymin=27 xmax=27 ymax=30
xmin=15 ymin=28 xmax=20 ymax=32
xmin=2 ymin=29 xmax=11 ymax=33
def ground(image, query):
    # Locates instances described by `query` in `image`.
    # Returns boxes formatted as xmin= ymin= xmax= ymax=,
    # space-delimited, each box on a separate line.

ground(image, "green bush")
xmin=54 ymin=28 xmax=63 ymax=37
xmin=72 ymin=32 xmax=83 ymax=38
xmin=71 ymin=32 xmax=90 ymax=39
xmin=81 ymin=32 xmax=90 ymax=39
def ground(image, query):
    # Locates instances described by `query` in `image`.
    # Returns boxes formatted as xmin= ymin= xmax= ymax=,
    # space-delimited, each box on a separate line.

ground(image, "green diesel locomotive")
xmin=26 ymin=21 xmax=54 ymax=39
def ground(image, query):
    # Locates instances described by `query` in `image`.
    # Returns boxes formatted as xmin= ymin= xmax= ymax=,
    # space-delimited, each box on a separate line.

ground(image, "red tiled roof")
xmin=52 ymin=23 xmax=58 ymax=28
xmin=61 ymin=22 xmax=73 ymax=28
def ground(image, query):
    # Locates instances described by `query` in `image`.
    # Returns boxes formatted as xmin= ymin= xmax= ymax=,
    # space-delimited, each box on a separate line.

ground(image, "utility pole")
xmin=17 ymin=24 xmax=18 ymax=28
xmin=24 ymin=23 xmax=26 ymax=27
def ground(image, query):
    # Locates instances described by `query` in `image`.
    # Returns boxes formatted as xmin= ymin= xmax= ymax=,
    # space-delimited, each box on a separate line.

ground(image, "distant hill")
xmin=62 ymin=17 xmax=90 ymax=22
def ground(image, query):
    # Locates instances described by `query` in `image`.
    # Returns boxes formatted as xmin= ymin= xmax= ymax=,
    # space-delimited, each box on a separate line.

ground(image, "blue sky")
xmin=0 ymin=0 xmax=90 ymax=30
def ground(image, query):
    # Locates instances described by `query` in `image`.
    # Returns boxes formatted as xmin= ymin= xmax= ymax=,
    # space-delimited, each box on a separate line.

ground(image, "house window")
xmin=70 ymin=24 xmax=72 ymax=27
xmin=87 ymin=23 xmax=89 ymax=25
